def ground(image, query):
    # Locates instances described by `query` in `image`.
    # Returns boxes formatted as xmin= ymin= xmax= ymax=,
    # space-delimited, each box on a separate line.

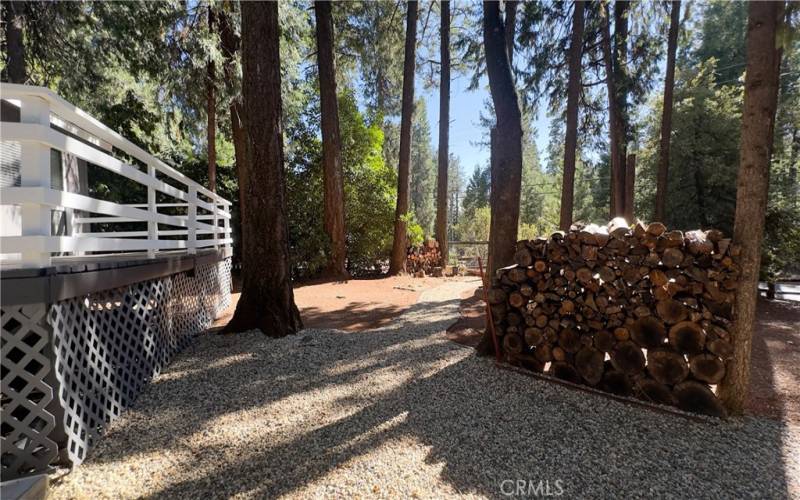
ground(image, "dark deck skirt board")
xmin=1 ymin=248 xmax=232 ymax=306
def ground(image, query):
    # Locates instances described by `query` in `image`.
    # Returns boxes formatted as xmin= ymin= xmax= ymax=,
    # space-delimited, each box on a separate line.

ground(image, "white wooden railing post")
xmin=212 ymin=198 xmax=219 ymax=251
xmin=19 ymin=96 xmax=52 ymax=267
xmin=147 ymin=164 xmax=158 ymax=258
xmin=223 ymin=204 xmax=231 ymax=253
xmin=188 ymin=185 xmax=197 ymax=254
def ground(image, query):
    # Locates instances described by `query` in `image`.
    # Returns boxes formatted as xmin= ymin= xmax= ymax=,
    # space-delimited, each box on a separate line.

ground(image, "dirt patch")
xmin=445 ymin=287 xmax=485 ymax=348
xmin=447 ymin=291 xmax=800 ymax=423
xmin=747 ymin=298 xmax=800 ymax=422
xmin=215 ymin=274 xmax=451 ymax=332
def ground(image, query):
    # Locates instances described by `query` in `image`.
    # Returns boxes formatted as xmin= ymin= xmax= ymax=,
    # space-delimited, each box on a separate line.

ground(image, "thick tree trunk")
xmin=655 ymin=1 xmax=680 ymax=222
xmin=219 ymin=8 xmax=247 ymax=240
xmin=435 ymin=1 xmax=450 ymax=266
xmin=389 ymin=1 xmax=418 ymax=275
xmin=484 ymin=1 xmax=523 ymax=275
xmin=206 ymin=6 xmax=217 ymax=193
xmin=223 ymin=1 xmax=302 ymax=336
xmin=601 ymin=4 xmax=622 ymax=219
xmin=2 ymin=1 xmax=26 ymax=83
xmin=504 ymin=0 xmax=517 ymax=66
xmin=624 ymin=153 xmax=635 ymax=221
xmin=314 ymin=1 xmax=349 ymax=280
xmin=613 ymin=1 xmax=630 ymax=217
xmin=717 ymin=0 xmax=784 ymax=416
xmin=559 ymin=1 xmax=585 ymax=231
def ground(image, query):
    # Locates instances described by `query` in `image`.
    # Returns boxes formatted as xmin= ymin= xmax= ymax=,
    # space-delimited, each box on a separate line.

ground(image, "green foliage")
xmin=410 ymin=100 xmax=437 ymax=235
xmin=637 ymin=60 xmax=742 ymax=234
xmin=462 ymin=166 xmax=490 ymax=219
xmin=339 ymin=92 xmax=398 ymax=273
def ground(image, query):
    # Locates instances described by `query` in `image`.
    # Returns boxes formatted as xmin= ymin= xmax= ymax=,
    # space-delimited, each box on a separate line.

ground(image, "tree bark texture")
xmin=717 ymin=0 xmax=784 ymax=415
xmin=314 ymin=1 xmax=349 ymax=279
xmin=559 ymin=1 xmax=585 ymax=231
xmin=2 ymin=1 xmax=26 ymax=83
xmin=504 ymin=0 xmax=518 ymax=66
xmin=601 ymin=4 xmax=622 ymax=219
xmin=624 ymin=153 xmax=635 ymax=221
xmin=219 ymin=8 xmax=247 ymax=244
xmin=655 ymin=1 xmax=680 ymax=222
xmin=389 ymin=1 xmax=418 ymax=275
xmin=207 ymin=6 xmax=217 ymax=193
xmin=484 ymin=0 xmax=523 ymax=276
xmin=224 ymin=1 xmax=302 ymax=336
xmin=612 ymin=1 xmax=630 ymax=217
xmin=435 ymin=0 xmax=450 ymax=266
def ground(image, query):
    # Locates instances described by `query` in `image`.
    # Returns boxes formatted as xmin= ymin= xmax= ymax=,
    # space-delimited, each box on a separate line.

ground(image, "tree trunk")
xmin=717 ymin=0 xmax=784 ymax=416
xmin=206 ymin=6 xmax=217 ymax=193
xmin=389 ymin=1 xmax=418 ymax=275
xmin=2 ymin=1 xmax=26 ymax=83
xmin=218 ymin=8 xmax=247 ymax=241
xmin=504 ymin=0 xmax=517 ymax=66
xmin=435 ymin=1 xmax=450 ymax=266
xmin=223 ymin=1 xmax=302 ymax=336
xmin=613 ymin=1 xmax=630 ymax=216
xmin=484 ymin=0 xmax=523 ymax=276
xmin=624 ymin=153 xmax=635 ymax=221
xmin=655 ymin=1 xmax=680 ymax=222
xmin=314 ymin=1 xmax=349 ymax=280
xmin=601 ymin=3 xmax=622 ymax=219
xmin=559 ymin=1 xmax=585 ymax=231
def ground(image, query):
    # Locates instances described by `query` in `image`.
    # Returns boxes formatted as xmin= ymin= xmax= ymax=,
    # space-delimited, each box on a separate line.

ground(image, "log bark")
xmin=655 ymin=1 xmax=680 ymax=222
xmin=389 ymin=1 xmax=418 ymax=275
xmin=484 ymin=0 xmax=523 ymax=275
xmin=2 ymin=1 xmax=26 ymax=83
xmin=435 ymin=1 xmax=450 ymax=266
xmin=314 ymin=1 xmax=349 ymax=279
xmin=223 ymin=1 xmax=302 ymax=336
xmin=717 ymin=0 xmax=784 ymax=416
xmin=559 ymin=1 xmax=585 ymax=231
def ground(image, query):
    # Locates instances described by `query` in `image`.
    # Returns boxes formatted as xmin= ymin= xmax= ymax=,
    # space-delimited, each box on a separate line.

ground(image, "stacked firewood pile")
xmin=488 ymin=218 xmax=741 ymax=417
xmin=407 ymin=239 xmax=443 ymax=277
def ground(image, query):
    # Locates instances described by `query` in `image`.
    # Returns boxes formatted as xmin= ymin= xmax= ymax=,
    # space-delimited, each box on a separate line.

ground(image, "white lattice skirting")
xmin=1 ymin=258 xmax=232 ymax=480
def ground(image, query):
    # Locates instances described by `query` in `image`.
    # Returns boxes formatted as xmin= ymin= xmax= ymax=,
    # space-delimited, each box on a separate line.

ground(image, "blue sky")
xmin=418 ymin=72 xmax=552 ymax=178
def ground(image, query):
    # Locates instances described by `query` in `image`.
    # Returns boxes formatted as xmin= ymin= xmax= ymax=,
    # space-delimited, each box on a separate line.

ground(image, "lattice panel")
xmin=49 ymin=258 xmax=232 ymax=467
xmin=1 ymin=304 xmax=59 ymax=480
xmin=1 ymin=257 xmax=231 ymax=479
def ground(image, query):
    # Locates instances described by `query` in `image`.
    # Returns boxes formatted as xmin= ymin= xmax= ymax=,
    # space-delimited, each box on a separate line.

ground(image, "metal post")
xmin=147 ymin=164 xmax=158 ymax=258
xmin=19 ymin=96 xmax=52 ymax=268
xmin=188 ymin=186 xmax=197 ymax=254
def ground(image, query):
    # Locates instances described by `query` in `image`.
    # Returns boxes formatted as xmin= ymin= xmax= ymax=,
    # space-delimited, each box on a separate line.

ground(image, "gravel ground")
xmin=51 ymin=278 xmax=799 ymax=499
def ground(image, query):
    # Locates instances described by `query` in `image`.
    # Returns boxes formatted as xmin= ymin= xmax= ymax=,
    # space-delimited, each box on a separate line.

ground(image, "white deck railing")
xmin=0 ymin=84 xmax=232 ymax=268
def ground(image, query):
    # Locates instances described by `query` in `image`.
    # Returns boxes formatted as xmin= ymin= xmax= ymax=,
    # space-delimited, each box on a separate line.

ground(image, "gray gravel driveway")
xmin=51 ymin=278 xmax=800 ymax=499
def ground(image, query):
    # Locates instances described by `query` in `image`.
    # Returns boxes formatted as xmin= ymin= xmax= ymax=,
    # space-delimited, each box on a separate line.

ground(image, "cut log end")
xmin=669 ymin=321 xmax=706 ymax=354
xmin=646 ymin=348 xmax=689 ymax=386
xmin=631 ymin=316 xmax=667 ymax=349
xmin=673 ymin=381 xmax=726 ymax=418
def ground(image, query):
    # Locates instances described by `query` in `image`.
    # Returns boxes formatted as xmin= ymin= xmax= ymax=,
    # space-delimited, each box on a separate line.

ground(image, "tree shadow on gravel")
xmin=58 ymin=295 xmax=795 ymax=499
